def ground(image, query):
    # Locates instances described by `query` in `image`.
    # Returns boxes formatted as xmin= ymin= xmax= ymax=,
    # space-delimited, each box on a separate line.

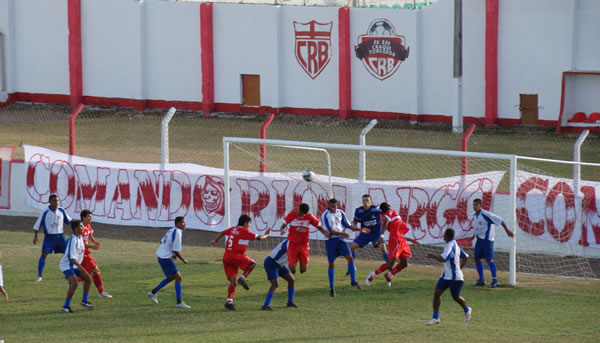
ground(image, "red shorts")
xmin=81 ymin=254 xmax=98 ymax=272
xmin=223 ymin=253 xmax=254 ymax=280
xmin=287 ymin=242 xmax=310 ymax=266
xmin=388 ymin=238 xmax=411 ymax=259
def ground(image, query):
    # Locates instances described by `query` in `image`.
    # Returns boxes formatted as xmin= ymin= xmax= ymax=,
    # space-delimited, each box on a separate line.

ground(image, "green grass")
xmin=1 ymin=231 xmax=599 ymax=342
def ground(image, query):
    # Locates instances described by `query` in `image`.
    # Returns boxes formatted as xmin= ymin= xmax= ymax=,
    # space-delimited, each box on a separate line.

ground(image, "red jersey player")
xmin=365 ymin=202 xmax=420 ymax=287
xmin=280 ymin=203 xmax=329 ymax=274
xmin=211 ymin=214 xmax=270 ymax=310
xmin=80 ymin=210 xmax=112 ymax=298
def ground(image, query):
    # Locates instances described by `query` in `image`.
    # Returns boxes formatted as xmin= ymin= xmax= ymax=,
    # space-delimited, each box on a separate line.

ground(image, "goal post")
xmin=223 ymin=136 xmax=519 ymax=285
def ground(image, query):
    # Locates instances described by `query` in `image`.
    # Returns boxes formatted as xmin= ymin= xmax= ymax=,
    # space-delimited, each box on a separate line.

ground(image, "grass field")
xmin=1 ymin=230 xmax=599 ymax=343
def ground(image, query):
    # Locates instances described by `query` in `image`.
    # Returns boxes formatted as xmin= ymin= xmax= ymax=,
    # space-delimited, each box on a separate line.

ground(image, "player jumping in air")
xmin=321 ymin=199 xmax=365 ymax=297
xmin=349 ymin=194 xmax=387 ymax=275
xmin=211 ymin=214 xmax=270 ymax=310
xmin=280 ymin=203 xmax=329 ymax=274
xmin=365 ymin=202 xmax=420 ymax=287
xmin=261 ymin=239 xmax=298 ymax=310
xmin=426 ymin=228 xmax=472 ymax=325
xmin=80 ymin=210 xmax=112 ymax=298
xmin=147 ymin=216 xmax=191 ymax=309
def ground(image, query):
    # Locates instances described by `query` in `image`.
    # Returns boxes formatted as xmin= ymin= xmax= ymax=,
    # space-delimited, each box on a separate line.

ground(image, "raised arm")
xmin=257 ymin=228 xmax=272 ymax=240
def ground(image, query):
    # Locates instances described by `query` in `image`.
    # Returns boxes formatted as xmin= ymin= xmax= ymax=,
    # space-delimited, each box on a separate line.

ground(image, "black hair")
xmin=80 ymin=209 xmax=92 ymax=220
xmin=71 ymin=220 xmax=82 ymax=231
xmin=473 ymin=198 xmax=482 ymax=205
xmin=49 ymin=194 xmax=58 ymax=202
xmin=445 ymin=228 xmax=455 ymax=240
xmin=328 ymin=198 xmax=338 ymax=205
xmin=175 ymin=216 xmax=185 ymax=225
xmin=299 ymin=203 xmax=310 ymax=214
xmin=237 ymin=214 xmax=252 ymax=227
xmin=379 ymin=202 xmax=390 ymax=213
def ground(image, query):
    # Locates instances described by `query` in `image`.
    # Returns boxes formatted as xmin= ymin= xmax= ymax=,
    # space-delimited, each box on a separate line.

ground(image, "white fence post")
xmin=509 ymin=155 xmax=517 ymax=286
xmin=359 ymin=119 xmax=377 ymax=181
xmin=573 ymin=129 xmax=589 ymax=252
xmin=161 ymin=107 xmax=177 ymax=170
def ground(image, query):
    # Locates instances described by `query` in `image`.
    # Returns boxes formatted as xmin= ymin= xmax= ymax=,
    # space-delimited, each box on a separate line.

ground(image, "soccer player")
xmin=280 ymin=203 xmax=329 ymax=274
xmin=365 ymin=202 xmax=420 ymax=287
xmin=425 ymin=228 xmax=472 ymax=325
xmin=80 ymin=209 xmax=112 ymax=298
xmin=147 ymin=216 xmax=191 ymax=309
xmin=211 ymin=214 xmax=271 ymax=310
xmin=0 ymin=253 xmax=7 ymax=304
xmin=321 ymin=198 xmax=365 ymax=297
xmin=350 ymin=194 xmax=387 ymax=273
xmin=470 ymin=198 xmax=514 ymax=288
xmin=60 ymin=220 xmax=94 ymax=313
xmin=261 ymin=239 xmax=297 ymax=310
xmin=33 ymin=194 xmax=72 ymax=282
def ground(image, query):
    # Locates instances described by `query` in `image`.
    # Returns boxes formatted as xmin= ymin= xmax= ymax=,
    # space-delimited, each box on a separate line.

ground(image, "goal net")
xmin=223 ymin=137 xmax=521 ymax=284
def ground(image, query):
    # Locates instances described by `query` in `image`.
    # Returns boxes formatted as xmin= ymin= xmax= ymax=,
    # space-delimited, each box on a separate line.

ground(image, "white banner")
xmin=24 ymin=145 xmax=507 ymax=244
xmin=517 ymin=171 xmax=600 ymax=248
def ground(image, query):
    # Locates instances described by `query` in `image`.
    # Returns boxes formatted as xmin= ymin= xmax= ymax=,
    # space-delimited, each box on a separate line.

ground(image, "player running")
xmin=60 ymin=220 xmax=94 ymax=313
xmin=147 ymin=216 xmax=191 ymax=309
xmin=211 ymin=214 xmax=270 ymax=310
xmin=425 ymin=228 xmax=472 ymax=325
xmin=280 ymin=203 xmax=329 ymax=274
xmin=261 ymin=239 xmax=298 ymax=311
xmin=33 ymin=194 xmax=72 ymax=282
xmin=321 ymin=199 xmax=365 ymax=297
xmin=365 ymin=202 xmax=420 ymax=287
xmin=79 ymin=210 xmax=112 ymax=298
xmin=349 ymin=195 xmax=387 ymax=274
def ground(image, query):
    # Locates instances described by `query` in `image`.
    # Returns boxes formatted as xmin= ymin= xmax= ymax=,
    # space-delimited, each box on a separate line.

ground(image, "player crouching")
xmin=212 ymin=215 xmax=270 ymax=310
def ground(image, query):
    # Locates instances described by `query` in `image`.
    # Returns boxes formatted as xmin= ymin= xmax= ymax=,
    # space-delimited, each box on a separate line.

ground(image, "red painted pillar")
xmin=338 ymin=8 xmax=351 ymax=121
xmin=201 ymin=3 xmax=215 ymax=118
xmin=259 ymin=113 xmax=275 ymax=173
xmin=461 ymin=124 xmax=477 ymax=175
xmin=485 ymin=0 xmax=499 ymax=127
xmin=68 ymin=0 xmax=83 ymax=109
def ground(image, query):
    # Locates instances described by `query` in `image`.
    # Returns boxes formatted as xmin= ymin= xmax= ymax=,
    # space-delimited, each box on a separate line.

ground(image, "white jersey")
xmin=267 ymin=239 xmax=289 ymax=267
xmin=59 ymin=234 xmax=85 ymax=272
xmin=156 ymin=227 xmax=183 ymax=259
xmin=472 ymin=209 xmax=503 ymax=241
xmin=0 ymin=265 xmax=3 ymax=287
xmin=321 ymin=209 xmax=351 ymax=237
xmin=33 ymin=206 xmax=72 ymax=234
xmin=440 ymin=239 xmax=468 ymax=281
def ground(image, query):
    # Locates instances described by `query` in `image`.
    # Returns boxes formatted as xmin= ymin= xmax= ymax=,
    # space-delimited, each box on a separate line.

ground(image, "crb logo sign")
xmin=294 ymin=20 xmax=333 ymax=79
xmin=355 ymin=18 xmax=409 ymax=81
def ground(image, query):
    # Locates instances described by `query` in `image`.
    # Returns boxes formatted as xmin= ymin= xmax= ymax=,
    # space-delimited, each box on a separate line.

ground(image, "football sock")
xmin=351 ymin=251 xmax=356 ymax=260
xmin=93 ymin=273 xmax=104 ymax=293
xmin=374 ymin=263 xmax=388 ymax=275
xmin=242 ymin=264 xmax=254 ymax=278
xmin=348 ymin=263 xmax=357 ymax=283
xmin=264 ymin=292 xmax=274 ymax=307
xmin=433 ymin=310 xmax=439 ymax=319
xmin=153 ymin=278 xmax=171 ymax=293
xmin=175 ymin=282 xmax=182 ymax=302
xmin=464 ymin=305 xmax=470 ymax=313
xmin=328 ymin=268 xmax=335 ymax=289
xmin=391 ymin=263 xmax=404 ymax=275
xmin=63 ymin=298 xmax=71 ymax=308
xmin=489 ymin=261 xmax=497 ymax=279
xmin=37 ymin=257 xmax=46 ymax=277
xmin=82 ymin=292 xmax=89 ymax=303
xmin=382 ymin=252 xmax=389 ymax=263
xmin=228 ymin=284 xmax=236 ymax=300
xmin=288 ymin=287 xmax=295 ymax=303
xmin=476 ymin=261 xmax=484 ymax=281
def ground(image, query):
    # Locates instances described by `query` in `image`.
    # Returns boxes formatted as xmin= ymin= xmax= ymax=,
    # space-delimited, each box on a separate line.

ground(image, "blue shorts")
xmin=435 ymin=278 xmax=464 ymax=297
xmin=326 ymin=238 xmax=351 ymax=263
xmin=264 ymin=257 xmax=290 ymax=281
xmin=42 ymin=234 xmax=66 ymax=254
xmin=158 ymin=257 xmax=178 ymax=278
xmin=353 ymin=231 xmax=384 ymax=248
xmin=63 ymin=268 xmax=81 ymax=279
xmin=474 ymin=239 xmax=494 ymax=260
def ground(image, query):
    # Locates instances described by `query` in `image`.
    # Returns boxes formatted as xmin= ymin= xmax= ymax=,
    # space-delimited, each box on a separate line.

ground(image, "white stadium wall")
xmin=0 ymin=0 xmax=599 ymax=124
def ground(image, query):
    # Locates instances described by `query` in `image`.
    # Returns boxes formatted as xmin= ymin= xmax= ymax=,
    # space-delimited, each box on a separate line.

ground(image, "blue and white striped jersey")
xmin=440 ymin=240 xmax=468 ymax=281
xmin=33 ymin=206 xmax=72 ymax=234
xmin=156 ymin=227 xmax=183 ymax=259
xmin=321 ymin=209 xmax=351 ymax=239
xmin=59 ymin=234 xmax=84 ymax=272
xmin=267 ymin=239 xmax=289 ymax=267
xmin=472 ymin=209 xmax=503 ymax=241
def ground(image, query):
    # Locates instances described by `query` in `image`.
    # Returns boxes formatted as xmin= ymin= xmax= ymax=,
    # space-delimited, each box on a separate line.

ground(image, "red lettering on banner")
xmin=193 ymin=175 xmax=224 ymax=226
xmin=74 ymin=165 xmax=110 ymax=215
xmin=26 ymin=153 xmax=51 ymax=203
xmin=133 ymin=170 xmax=159 ymax=220
xmin=272 ymin=180 xmax=289 ymax=220
xmin=107 ymin=169 xmax=133 ymax=220
xmin=168 ymin=170 xmax=191 ymax=221
xmin=234 ymin=179 xmax=270 ymax=229
xmin=516 ymin=176 xmax=548 ymax=236
xmin=155 ymin=171 xmax=171 ymax=222
xmin=545 ymin=181 xmax=576 ymax=243
xmin=49 ymin=160 xmax=76 ymax=208
xmin=396 ymin=187 xmax=428 ymax=240
xmin=579 ymin=186 xmax=600 ymax=246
